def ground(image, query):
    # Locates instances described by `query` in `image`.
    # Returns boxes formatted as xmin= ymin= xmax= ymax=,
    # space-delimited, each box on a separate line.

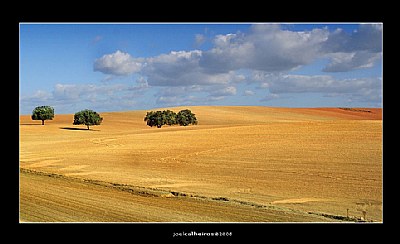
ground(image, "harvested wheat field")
xmin=19 ymin=106 xmax=382 ymax=222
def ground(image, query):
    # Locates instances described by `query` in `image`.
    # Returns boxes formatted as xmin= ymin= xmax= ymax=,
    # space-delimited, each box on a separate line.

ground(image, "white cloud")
xmin=154 ymin=86 xmax=201 ymax=106
xmin=244 ymin=90 xmax=255 ymax=96
xmin=213 ymin=33 xmax=239 ymax=47
xmin=94 ymin=24 xmax=382 ymax=87
xmin=133 ymin=76 xmax=149 ymax=89
xmin=142 ymin=50 xmax=202 ymax=86
xmin=198 ymin=24 xmax=382 ymax=74
xmin=31 ymin=90 xmax=52 ymax=101
xmin=155 ymin=94 xmax=199 ymax=107
xmin=323 ymin=24 xmax=382 ymax=53
xmin=141 ymin=50 xmax=247 ymax=87
xmin=323 ymin=51 xmax=381 ymax=72
xmin=90 ymin=24 xmax=382 ymax=108
xmin=200 ymin=25 xmax=329 ymax=73
xmin=20 ymin=90 xmax=53 ymax=113
xmin=259 ymin=82 xmax=270 ymax=89
xmin=94 ymin=50 xmax=143 ymax=76
xmin=51 ymin=83 xmax=130 ymax=104
xmin=153 ymin=84 xmax=239 ymax=107
xmin=53 ymin=84 xmax=81 ymax=100
xmin=253 ymin=73 xmax=382 ymax=104
xmin=263 ymin=74 xmax=380 ymax=94
xmin=20 ymin=82 xmax=149 ymax=114
xmin=261 ymin=93 xmax=280 ymax=101
xmin=209 ymin=86 xmax=237 ymax=96
xmin=194 ymin=34 xmax=206 ymax=47
xmin=357 ymin=24 xmax=383 ymax=52
xmin=322 ymin=24 xmax=382 ymax=72
xmin=94 ymin=24 xmax=383 ymax=81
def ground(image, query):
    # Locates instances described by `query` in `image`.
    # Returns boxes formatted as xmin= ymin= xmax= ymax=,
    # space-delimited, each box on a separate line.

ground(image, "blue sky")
xmin=19 ymin=23 xmax=382 ymax=114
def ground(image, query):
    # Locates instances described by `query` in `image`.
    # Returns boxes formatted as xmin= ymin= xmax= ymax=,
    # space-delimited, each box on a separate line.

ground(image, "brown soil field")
xmin=19 ymin=106 xmax=383 ymax=222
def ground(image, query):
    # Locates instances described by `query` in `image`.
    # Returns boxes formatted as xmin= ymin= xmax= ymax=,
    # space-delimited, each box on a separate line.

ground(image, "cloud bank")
xmin=92 ymin=24 xmax=381 ymax=107
xmin=22 ymin=24 xmax=382 ymax=114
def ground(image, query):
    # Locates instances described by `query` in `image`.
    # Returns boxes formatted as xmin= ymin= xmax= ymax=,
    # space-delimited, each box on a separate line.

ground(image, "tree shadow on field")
xmin=59 ymin=127 xmax=100 ymax=131
xmin=20 ymin=123 xmax=44 ymax=125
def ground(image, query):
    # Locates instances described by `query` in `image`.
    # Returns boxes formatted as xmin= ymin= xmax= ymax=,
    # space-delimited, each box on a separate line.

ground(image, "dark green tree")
xmin=144 ymin=109 xmax=198 ymax=128
xmin=144 ymin=110 xmax=167 ymax=128
xmin=176 ymin=109 xmax=198 ymax=126
xmin=73 ymin=109 xmax=103 ymax=130
xmin=31 ymin=106 xmax=54 ymax=125
xmin=164 ymin=110 xmax=177 ymax=126
xmin=144 ymin=111 xmax=155 ymax=127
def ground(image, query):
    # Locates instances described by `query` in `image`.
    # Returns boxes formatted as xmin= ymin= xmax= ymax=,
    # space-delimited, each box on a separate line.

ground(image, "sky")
xmin=19 ymin=23 xmax=383 ymax=114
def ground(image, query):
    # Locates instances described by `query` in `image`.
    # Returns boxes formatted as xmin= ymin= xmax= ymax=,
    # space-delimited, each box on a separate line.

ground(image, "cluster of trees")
xmin=31 ymin=106 xmax=198 ymax=130
xmin=31 ymin=106 xmax=103 ymax=130
xmin=144 ymin=109 xmax=198 ymax=128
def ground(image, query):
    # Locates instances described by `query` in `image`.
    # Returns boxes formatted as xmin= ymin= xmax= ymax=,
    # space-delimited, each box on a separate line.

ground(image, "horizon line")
xmin=19 ymin=105 xmax=383 ymax=116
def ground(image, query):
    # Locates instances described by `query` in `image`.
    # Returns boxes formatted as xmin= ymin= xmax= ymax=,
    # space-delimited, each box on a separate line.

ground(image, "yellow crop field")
xmin=19 ymin=106 xmax=382 ymax=222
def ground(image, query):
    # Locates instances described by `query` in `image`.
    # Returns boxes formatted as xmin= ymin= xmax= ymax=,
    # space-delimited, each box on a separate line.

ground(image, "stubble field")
xmin=19 ymin=106 xmax=382 ymax=222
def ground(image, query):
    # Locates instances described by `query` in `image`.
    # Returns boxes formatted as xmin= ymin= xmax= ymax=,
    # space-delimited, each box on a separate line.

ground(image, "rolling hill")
xmin=19 ymin=106 xmax=382 ymax=222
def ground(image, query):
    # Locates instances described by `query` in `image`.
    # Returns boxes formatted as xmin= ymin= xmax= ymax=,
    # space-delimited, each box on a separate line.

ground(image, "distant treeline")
xmin=338 ymin=107 xmax=372 ymax=113
xmin=31 ymin=105 xmax=198 ymax=129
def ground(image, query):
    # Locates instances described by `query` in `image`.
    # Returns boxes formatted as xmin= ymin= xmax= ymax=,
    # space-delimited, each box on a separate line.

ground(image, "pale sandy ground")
xmin=19 ymin=106 xmax=382 ymax=222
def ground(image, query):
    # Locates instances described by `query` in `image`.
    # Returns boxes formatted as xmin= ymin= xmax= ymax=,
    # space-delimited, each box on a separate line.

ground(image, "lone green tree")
xmin=31 ymin=106 xmax=54 ymax=125
xmin=73 ymin=109 xmax=103 ymax=130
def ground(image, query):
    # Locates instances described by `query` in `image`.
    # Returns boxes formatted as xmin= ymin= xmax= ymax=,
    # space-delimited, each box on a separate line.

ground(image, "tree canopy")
xmin=144 ymin=109 xmax=197 ymax=128
xmin=176 ymin=109 xmax=198 ymax=126
xmin=31 ymin=106 xmax=54 ymax=125
xmin=73 ymin=109 xmax=103 ymax=130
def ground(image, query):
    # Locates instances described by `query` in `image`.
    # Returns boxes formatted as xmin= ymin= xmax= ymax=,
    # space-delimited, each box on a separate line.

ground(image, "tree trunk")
xmin=87 ymin=125 xmax=90 ymax=130
xmin=42 ymin=120 xmax=44 ymax=125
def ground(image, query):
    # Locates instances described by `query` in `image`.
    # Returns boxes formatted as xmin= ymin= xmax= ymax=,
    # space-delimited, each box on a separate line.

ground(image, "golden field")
xmin=19 ymin=106 xmax=382 ymax=222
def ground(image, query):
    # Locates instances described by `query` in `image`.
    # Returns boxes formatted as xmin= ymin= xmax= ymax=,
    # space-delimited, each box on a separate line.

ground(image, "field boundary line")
xmin=20 ymin=167 xmax=365 ymax=222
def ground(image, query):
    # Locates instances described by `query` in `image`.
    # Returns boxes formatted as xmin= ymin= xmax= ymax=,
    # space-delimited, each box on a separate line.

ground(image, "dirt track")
xmin=20 ymin=106 xmax=382 ymax=222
